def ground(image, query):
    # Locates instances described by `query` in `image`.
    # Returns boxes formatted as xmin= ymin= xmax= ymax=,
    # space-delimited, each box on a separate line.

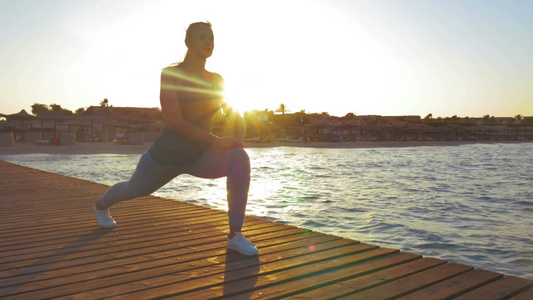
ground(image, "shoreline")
xmin=0 ymin=140 xmax=530 ymax=156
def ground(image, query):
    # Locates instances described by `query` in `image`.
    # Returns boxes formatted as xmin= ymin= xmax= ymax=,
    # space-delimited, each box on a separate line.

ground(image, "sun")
xmin=220 ymin=78 xmax=258 ymax=114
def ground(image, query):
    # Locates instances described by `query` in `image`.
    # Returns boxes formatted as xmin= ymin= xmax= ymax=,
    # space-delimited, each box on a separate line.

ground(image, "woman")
xmin=93 ymin=21 xmax=257 ymax=256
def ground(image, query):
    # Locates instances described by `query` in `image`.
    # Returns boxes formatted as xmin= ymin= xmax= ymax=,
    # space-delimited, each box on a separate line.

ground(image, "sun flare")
xmin=221 ymin=80 xmax=256 ymax=114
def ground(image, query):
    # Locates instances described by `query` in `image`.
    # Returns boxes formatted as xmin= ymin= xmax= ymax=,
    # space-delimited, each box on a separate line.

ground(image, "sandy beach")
xmin=0 ymin=140 xmax=530 ymax=156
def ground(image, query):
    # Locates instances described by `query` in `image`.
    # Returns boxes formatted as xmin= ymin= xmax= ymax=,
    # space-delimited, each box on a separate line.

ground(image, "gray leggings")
xmin=99 ymin=146 xmax=250 ymax=228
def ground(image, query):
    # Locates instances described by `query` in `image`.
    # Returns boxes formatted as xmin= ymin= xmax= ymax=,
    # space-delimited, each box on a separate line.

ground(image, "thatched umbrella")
xmin=5 ymin=109 xmax=37 ymax=142
xmin=146 ymin=120 xmax=164 ymax=132
xmin=37 ymin=112 xmax=73 ymax=138
xmin=101 ymin=119 xmax=122 ymax=130
xmin=80 ymin=114 xmax=106 ymax=141
xmin=0 ymin=113 xmax=7 ymax=126
xmin=116 ymin=115 xmax=138 ymax=130
xmin=136 ymin=118 xmax=156 ymax=130
xmin=115 ymin=116 xmax=156 ymax=132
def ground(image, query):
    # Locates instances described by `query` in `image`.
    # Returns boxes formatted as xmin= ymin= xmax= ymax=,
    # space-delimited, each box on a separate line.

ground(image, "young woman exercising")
xmin=93 ymin=21 xmax=257 ymax=256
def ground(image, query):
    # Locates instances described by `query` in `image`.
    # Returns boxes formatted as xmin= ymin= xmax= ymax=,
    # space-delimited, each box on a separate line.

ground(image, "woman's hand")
xmin=214 ymin=137 xmax=243 ymax=149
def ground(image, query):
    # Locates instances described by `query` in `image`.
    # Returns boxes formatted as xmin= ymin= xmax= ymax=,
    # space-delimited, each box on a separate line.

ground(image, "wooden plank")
xmin=1 ymin=232 xmax=340 ymax=294
xmin=509 ymin=286 xmax=533 ymax=300
xmin=0 ymin=212 xmax=225 ymax=247
xmin=0 ymin=210 xmax=270 ymax=252
xmin=280 ymin=257 xmax=447 ymax=300
xmin=0 ymin=201 xmax=202 ymax=224
xmin=396 ymin=269 xmax=503 ymax=300
xmin=224 ymin=252 xmax=426 ymax=299
xmin=149 ymin=247 xmax=396 ymax=299
xmin=0 ymin=221 xmax=281 ymax=275
xmin=9 ymin=236 xmax=361 ymax=299
xmin=0 ymin=218 xmax=265 ymax=261
xmin=0 ymin=221 xmax=275 ymax=277
xmin=0 ymin=211 xmax=226 ymax=248
xmin=1 ymin=231 xmax=287 ymax=297
xmin=0 ymin=204 xmax=221 ymax=238
xmin=337 ymin=262 xmax=473 ymax=299
xmin=0 ymin=201 xmax=213 ymax=233
xmin=0 ymin=206 xmax=236 ymax=242
xmin=0 ymin=226 xmax=313 ymax=288
xmin=453 ymin=276 xmax=533 ymax=300
xmin=85 ymin=244 xmax=384 ymax=299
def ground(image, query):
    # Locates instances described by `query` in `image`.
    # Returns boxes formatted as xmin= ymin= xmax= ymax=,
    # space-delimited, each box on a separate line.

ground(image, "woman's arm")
xmin=231 ymin=111 xmax=246 ymax=141
xmin=160 ymin=69 xmax=242 ymax=148
xmin=214 ymin=73 xmax=245 ymax=142
xmin=221 ymin=103 xmax=246 ymax=141
xmin=160 ymin=68 xmax=218 ymax=144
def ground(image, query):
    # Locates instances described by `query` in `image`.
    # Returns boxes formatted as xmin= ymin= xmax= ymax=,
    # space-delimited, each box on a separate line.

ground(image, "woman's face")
xmin=187 ymin=24 xmax=214 ymax=59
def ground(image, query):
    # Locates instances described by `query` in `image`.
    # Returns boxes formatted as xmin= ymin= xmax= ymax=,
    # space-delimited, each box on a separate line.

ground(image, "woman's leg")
xmin=97 ymin=151 xmax=185 ymax=209
xmin=186 ymin=146 xmax=251 ymax=235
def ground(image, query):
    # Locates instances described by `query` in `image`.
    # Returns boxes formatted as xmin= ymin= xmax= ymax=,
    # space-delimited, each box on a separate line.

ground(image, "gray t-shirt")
xmin=149 ymin=66 xmax=223 ymax=166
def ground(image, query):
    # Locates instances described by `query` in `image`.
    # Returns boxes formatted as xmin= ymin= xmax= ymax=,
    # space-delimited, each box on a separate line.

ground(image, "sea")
xmin=1 ymin=142 xmax=532 ymax=279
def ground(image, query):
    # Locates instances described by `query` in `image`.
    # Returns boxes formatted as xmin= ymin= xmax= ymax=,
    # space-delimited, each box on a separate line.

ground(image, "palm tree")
xmin=100 ymin=98 xmax=109 ymax=108
xmin=276 ymin=103 xmax=288 ymax=115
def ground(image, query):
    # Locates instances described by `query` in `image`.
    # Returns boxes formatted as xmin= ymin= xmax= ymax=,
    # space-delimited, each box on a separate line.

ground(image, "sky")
xmin=0 ymin=0 xmax=532 ymax=118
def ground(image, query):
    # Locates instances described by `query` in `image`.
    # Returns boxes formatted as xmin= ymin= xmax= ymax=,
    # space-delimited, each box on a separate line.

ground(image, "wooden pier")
xmin=0 ymin=160 xmax=531 ymax=299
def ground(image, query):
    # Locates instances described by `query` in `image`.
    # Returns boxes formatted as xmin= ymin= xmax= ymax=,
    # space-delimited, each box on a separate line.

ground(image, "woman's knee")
xmin=229 ymin=148 xmax=250 ymax=174
xmin=126 ymin=181 xmax=159 ymax=198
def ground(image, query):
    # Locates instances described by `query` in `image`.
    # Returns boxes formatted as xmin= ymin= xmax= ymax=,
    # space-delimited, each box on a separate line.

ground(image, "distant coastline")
xmin=0 ymin=140 xmax=530 ymax=156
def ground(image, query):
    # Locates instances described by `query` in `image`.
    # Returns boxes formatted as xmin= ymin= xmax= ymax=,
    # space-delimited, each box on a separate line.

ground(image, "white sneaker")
xmin=93 ymin=205 xmax=117 ymax=228
xmin=227 ymin=232 xmax=258 ymax=256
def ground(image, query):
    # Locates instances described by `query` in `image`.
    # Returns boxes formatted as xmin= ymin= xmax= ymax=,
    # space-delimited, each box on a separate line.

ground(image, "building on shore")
xmin=243 ymin=112 xmax=533 ymax=143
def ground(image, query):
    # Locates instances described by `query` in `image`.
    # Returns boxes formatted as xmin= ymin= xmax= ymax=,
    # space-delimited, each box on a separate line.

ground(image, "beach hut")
xmin=4 ymin=109 xmax=37 ymax=143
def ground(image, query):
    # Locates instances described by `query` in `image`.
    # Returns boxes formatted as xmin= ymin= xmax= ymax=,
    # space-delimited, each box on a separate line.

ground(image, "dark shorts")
xmin=149 ymin=126 xmax=209 ymax=166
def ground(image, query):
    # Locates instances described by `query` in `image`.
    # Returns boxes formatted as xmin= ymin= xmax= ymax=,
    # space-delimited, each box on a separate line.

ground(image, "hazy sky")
xmin=1 ymin=0 xmax=531 ymax=117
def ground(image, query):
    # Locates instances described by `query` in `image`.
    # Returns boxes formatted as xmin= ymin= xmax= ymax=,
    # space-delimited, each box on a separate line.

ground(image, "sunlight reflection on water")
xmin=2 ymin=142 xmax=532 ymax=278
